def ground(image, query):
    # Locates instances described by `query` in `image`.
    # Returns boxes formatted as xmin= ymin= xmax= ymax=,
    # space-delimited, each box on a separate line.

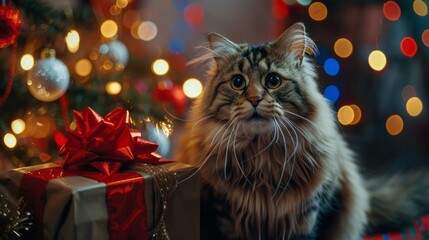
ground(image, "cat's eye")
xmin=265 ymin=73 xmax=282 ymax=89
xmin=231 ymin=75 xmax=246 ymax=90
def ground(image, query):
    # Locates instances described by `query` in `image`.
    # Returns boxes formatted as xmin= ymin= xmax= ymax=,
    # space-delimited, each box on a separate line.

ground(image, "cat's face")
xmin=199 ymin=23 xmax=319 ymax=136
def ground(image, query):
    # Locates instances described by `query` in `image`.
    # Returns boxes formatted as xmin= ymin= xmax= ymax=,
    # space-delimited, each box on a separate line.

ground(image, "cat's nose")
xmin=247 ymin=96 xmax=262 ymax=107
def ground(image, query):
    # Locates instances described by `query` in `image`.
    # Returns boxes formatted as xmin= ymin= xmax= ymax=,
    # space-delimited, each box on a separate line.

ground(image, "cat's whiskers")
xmin=283 ymin=109 xmax=322 ymax=135
xmin=272 ymin=118 xmax=290 ymax=198
xmin=232 ymin=120 xmax=254 ymax=187
xmin=179 ymin=118 xmax=236 ymax=184
xmin=191 ymin=114 xmax=215 ymax=137
xmin=276 ymin=118 xmax=301 ymax=201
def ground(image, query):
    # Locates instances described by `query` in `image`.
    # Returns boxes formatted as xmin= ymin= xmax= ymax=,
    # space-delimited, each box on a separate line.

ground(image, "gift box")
xmin=0 ymin=161 xmax=199 ymax=240
xmin=0 ymin=107 xmax=199 ymax=240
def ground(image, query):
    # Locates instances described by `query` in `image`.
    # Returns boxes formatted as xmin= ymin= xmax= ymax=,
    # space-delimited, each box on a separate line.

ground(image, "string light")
xmin=152 ymin=59 xmax=169 ymax=75
xmin=3 ymin=133 xmax=17 ymax=148
xmin=106 ymin=81 xmax=122 ymax=95
xmin=406 ymin=97 xmax=423 ymax=117
xmin=334 ymin=38 xmax=353 ymax=58
xmin=400 ymin=37 xmax=417 ymax=57
xmin=386 ymin=115 xmax=403 ymax=136
xmin=100 ymin=20 xmax=118 ymax=38
xmin=11 ymin=119 xmax=25 ymax=134
xmin=413 ymin=0 xmax=428 ymax=17
xmin=308 ymin=2 xmax=328 ymax=21
xmin=137 ymin=21 xmax=158 ymax=41
xmin=368 ymin=50 xmax=387 ymax=71
xmin=65 ymin=29 xmax=80 ymax=53
xmin=183 ymin=78 xmax=203 ymax=98
xmin=116 ymin=0 xmax=128 ymax=9
xmin=75 ymin=59 xmax=92 ymax=77
xmin=338 ymin=105 xmax=354 ymax=125
xmin=20 ymin=54 xmax=34 ymax=71
xmin=383 ymin=1 xmax=401 ymax=21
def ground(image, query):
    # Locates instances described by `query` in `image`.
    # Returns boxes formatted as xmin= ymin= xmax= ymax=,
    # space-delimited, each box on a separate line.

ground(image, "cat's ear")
xmin=272 ymin=22 xmax=317 ymax=65
xmin=207 ymin=33 xmax=240 ymax=66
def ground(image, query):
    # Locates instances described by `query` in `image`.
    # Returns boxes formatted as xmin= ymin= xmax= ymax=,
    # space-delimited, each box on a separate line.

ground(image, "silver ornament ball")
xmin=27 ymin=49 xmax=70 ymax=102
xmin=147 ymin=125 xmax=170 ymax=157
xmin=96 ymin=40 xmax=129 ymax=73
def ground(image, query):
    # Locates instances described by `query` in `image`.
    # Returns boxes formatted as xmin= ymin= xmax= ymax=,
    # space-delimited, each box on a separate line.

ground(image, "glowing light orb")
xmin=272 ymin=0 xmax=289 ymax=19
xmin=65 ymin=30 xmax=80 ymax=53
xmin=406 ymin=97 xmax=423 ymax=117
xmin=323 ymin=85 xmax=340 ymax=103
xmin=183 ymin=78 xmax=203 ymax=98
xmin=152 ymin=59 xmax=169 ymax=76
xmin=75 ymin=59 xmax=92 ymax=77
xmin=422 ymin=29 xmax=429 ymax=47
xmin=383 ymin=1 xmax=401 ymax=21
xmin=334 ymin=38 xmax=353 ymax=58
xmin=400 ymin=37 xmax=418 ymax=57
xmin=386 ymin=115 xmax=403 ymax=136
xmin=401 ymin=85 xmax=417 ymax=101
xmin=349 ymin=104 xmax=362 ymax=125
xmin=4 ymin=133 xmax=17 ymax=148
xmin=20 ymin=54 xmax=34 ymax=71
xmin=368 ymin=50 xmax=387 ymax=71
xmin=184 ymin=3 xmax=205 ymax=26
xmin=116 ymin=0 xmax=128 ymax=9
xmin=338 ymin=105 xmax=355 ymax=125
xmin=100 ymin=20 xmax=118 ymax=38
xmin=324 ymin=58 xmax=340 ymax=76
xmin=413 ymin=0 xmax=428 ymax=16
xmin=106 ymin=81 xmax=122 ymax=95
xmin=308 ymin=2 xmax=328 ymax=21
xmin=11 ymin=119 xmax=25 ymax=134
xmin=297 ymin=0 xmax=312 ymax=6
xmin=138 ymin=21 xmax=158 ymax=41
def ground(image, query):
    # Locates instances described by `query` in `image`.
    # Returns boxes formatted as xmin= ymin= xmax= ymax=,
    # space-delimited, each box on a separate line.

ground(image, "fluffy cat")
xmin=175 ymin=22 xmax=429 ymax=240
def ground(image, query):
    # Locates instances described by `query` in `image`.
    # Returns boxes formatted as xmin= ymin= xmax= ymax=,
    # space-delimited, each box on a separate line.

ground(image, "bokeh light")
xmin=11 ymin=119 xmax=25 ymax=134
xmin=386 ymin=115 xmax=403 ymax=136
xmin=100 ymin=20 xmax=118 ymax=38
xmin=402 ymin=85 xmax=417 ymax=101
xmin=406 ymin=97 xmax=423 ymax=117
xmin=338 ymin=105 xmax=355 ymax=125
xmin=3 ymin=133 xmax=17 ymax=149
xmin=413 ymin=0 xmax=428 ymax=17
xmin=168 ymin=38 xmax=185 ymax=54
xmin=116 ymin=0 xmax=128 ymax=9
xmin=65 ymin=30 xmax=80 ymax=53
xmin=297 ymin=0 xmax=312 ymax=6
xmin=123 ymin=10 xmax=140 ymax=28
xmin=75 ymin=59 xmax=93 ymax=77
xmin=272 ymin=0 xmax=289 ymax=19
xmin=349 ymin=104 xmax=362 ymax=125
xmin=323 ymin=85 xmax=340 ymax=103
xmin=184 ymin=3 xmax=205 ymax=27
xmin=106 ymin=81 xmax=122 ymax=95
xmin=20 ymin=54 xmax=34 ymax=71
xmin=383 ymin=1 xmax=401 ymax=21
xmin=368 ymin=50 xmax=387 ymax=71
xmin=400 ymin=37 xmax=418 ymax=57
xmin=138 ymin=21 xmax=158 ymax=41
xmin=152 ymin=59 xmax=169 ymax=75
xmin=334 ymin=38 xmax=353 ymax=58
xmin=183 ymin=78 xmax=203 ymax=98
xmin=323 ymin=58 xmax=340 ymax=76
xmin=422 ymin=29 xmax=429 ymax=47
xmin=308 ymin=2 xmax=328 ymax=21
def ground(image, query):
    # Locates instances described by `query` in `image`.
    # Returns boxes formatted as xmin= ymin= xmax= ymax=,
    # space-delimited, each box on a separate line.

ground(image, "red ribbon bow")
xmin=59 ymin=107 xmax=163 ymax=175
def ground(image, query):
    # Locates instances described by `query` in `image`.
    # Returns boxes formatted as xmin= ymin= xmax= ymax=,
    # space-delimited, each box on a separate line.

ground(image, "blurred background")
xmin=0 ymin=0 xmax=428 ymax=175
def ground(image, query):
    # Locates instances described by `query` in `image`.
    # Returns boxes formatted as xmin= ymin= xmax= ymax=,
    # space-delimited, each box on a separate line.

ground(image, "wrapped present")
xmin=364 ymin=215 xmax=429 ymax=240
xmin=0 ymin=107 xmax=199 ymax=240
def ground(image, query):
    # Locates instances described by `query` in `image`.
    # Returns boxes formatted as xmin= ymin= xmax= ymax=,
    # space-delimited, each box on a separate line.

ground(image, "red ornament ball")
xmin=152 ymin=83 xmax=187 ymax=116
xmin=0 ymin=5 xmax=21 ymax=48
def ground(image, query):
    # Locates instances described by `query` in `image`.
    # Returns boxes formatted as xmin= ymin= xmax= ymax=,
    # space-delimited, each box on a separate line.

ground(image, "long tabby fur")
xmin=175 ymin=23 xmax=429 ymax=240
